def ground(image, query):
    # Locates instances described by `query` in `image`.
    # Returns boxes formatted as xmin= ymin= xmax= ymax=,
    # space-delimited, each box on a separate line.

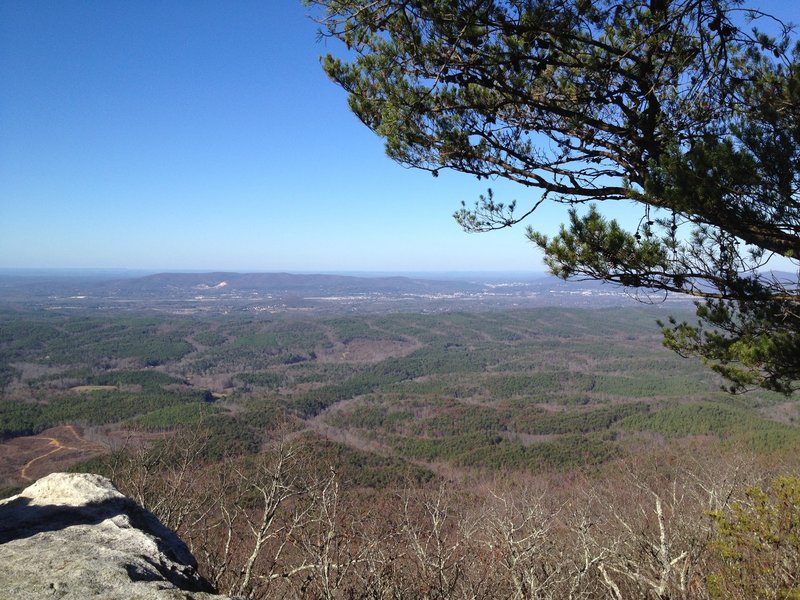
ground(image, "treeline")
xmin=87 ymin=369 xmax=185 ymax=389
xmin=395 ymin=432 xmax=617 ymax=471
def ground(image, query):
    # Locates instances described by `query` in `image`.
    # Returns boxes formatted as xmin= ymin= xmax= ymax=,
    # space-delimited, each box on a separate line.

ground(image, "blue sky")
xmin=0 ymin=1 xmax=797 ymax=273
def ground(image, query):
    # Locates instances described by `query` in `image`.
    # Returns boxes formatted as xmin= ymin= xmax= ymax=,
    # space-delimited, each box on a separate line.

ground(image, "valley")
xmin=1 ymin=273 xmax=794 ymax=491
xmin=2 ymin=271 xmax=798 ymax=598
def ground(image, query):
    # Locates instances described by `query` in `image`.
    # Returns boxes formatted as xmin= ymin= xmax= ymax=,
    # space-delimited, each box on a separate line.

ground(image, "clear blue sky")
xmin=0 ymin=1 xmax=796 ymax=273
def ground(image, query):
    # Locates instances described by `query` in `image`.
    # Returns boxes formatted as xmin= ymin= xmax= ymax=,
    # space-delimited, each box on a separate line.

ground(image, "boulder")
xmin=0 ymin=472 xmax=230 ymax=599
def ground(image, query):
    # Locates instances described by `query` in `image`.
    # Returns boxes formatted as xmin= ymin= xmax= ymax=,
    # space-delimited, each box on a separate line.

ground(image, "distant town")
xmin=0 ymin=270 xmax=693 ymax=314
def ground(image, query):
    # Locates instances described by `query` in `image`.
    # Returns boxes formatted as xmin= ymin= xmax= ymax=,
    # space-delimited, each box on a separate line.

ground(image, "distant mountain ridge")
xmin=112 ymin=271 xmax=488 ymax=295
xmin=0 ymin=270 xmax=701 ymax=312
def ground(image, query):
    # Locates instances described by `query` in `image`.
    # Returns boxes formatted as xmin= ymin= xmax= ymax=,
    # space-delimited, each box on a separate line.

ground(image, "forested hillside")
xmin=2 ymin=306 xmax=795 ymax=473
xmin=1 ymin=306 xmax=798 ymax=597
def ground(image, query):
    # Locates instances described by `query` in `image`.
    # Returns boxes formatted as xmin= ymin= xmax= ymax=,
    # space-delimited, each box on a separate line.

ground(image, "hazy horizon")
xmin=0 ymin=267 xmax=550 ymax=280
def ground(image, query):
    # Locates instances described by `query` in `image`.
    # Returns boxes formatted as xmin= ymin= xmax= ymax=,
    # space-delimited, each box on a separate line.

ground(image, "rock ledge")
xmin=0 ymin=472 xmax=229 ymax=599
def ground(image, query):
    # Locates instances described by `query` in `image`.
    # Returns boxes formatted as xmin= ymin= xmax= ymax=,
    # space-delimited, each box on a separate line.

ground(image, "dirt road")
xmin=0 ymin=425 xmax=107 ymax=485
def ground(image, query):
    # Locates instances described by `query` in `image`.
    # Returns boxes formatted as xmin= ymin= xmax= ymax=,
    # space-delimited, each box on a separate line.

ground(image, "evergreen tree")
xmin=309 ymin=0 xmax=799 ymax=393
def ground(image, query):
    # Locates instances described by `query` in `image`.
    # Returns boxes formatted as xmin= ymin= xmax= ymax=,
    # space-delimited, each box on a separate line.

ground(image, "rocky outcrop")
xmin=0 ymin=472 xmax=230 ymax=599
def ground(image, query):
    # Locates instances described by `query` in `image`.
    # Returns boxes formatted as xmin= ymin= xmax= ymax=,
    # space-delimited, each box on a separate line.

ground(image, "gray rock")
xmin=0 ymin=473 xmax=230 ymax=599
